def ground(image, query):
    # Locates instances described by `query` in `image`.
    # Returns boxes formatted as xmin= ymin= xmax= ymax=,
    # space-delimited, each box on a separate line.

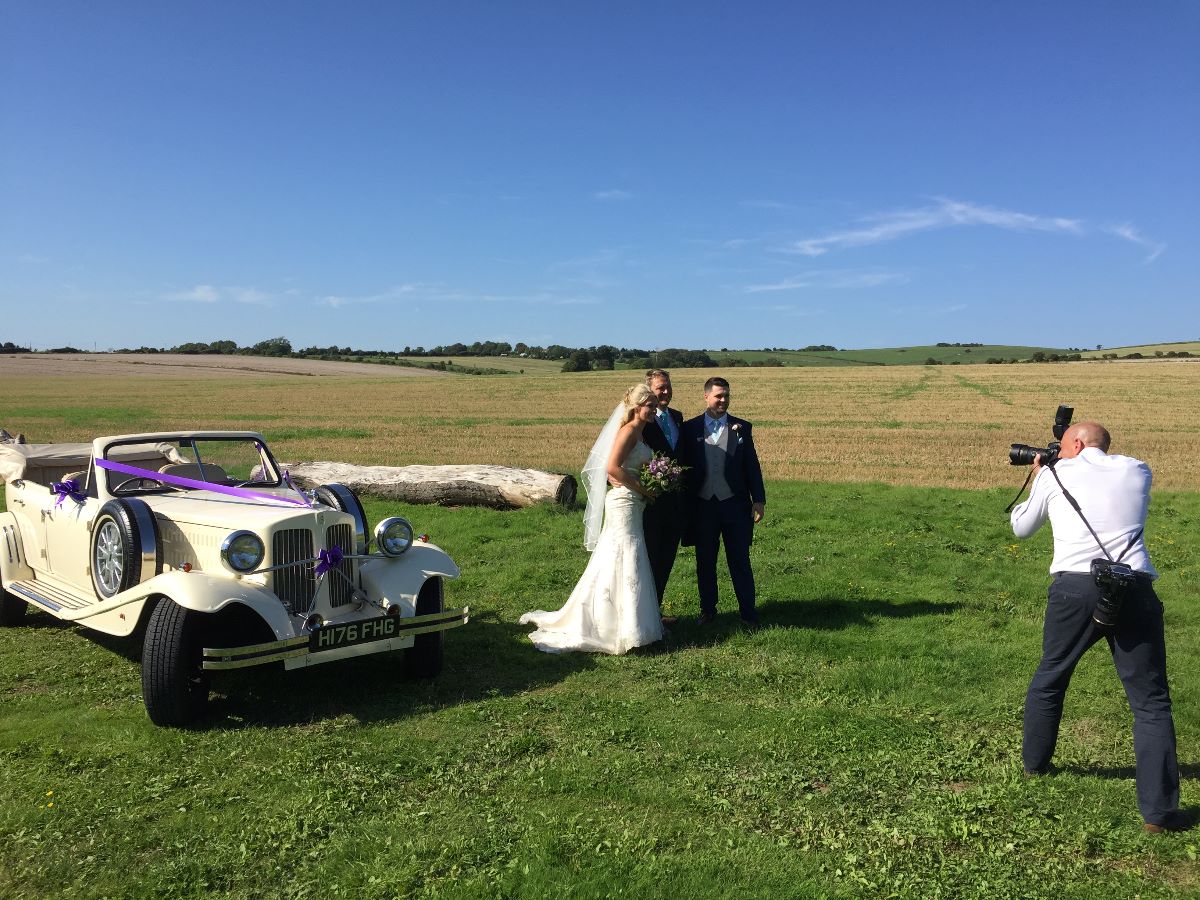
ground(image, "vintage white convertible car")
xmin=0 ymin=432 xmax=467 ymax=726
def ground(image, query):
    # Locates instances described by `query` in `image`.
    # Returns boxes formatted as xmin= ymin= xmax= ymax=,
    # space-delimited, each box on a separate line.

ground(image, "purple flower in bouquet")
xmin=639 ymin=452 xmax=688 ymax=500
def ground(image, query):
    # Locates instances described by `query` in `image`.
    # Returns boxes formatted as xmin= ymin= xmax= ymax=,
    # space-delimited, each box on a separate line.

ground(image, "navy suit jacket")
xmin=679 ymin=414 xmax=766 ymax=506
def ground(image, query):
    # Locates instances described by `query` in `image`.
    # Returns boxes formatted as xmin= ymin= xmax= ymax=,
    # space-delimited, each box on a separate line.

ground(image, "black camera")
xmin=1091 ymin=558 xmax=1140 ymax=633
xmin=1010 ymin=405 xmax=1074 ymax=466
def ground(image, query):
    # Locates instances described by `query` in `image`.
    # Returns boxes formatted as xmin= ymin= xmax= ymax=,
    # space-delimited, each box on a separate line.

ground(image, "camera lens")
xmin=1010 ymin=444 xmax=1040 ymax=466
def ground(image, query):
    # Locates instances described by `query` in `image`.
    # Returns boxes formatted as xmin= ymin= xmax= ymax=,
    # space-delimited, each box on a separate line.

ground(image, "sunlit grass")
xmin=2 ymin=482 xmax=1199 ymax=897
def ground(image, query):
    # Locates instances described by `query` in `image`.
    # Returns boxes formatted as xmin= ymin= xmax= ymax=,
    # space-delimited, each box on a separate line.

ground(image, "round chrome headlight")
xmin=221 ymin=530 xmax=265 ymax=573
xmin=374 ymin=517 xmax=414 ymax=556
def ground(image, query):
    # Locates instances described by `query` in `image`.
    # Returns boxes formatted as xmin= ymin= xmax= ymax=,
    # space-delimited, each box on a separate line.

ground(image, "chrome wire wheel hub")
xmin=95 ymin=519 xmax=124 ymax=594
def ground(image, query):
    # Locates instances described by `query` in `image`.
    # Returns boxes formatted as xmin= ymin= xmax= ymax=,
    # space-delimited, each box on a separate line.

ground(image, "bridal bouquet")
xmin=639 ymin=452 xmax=688 ymax=499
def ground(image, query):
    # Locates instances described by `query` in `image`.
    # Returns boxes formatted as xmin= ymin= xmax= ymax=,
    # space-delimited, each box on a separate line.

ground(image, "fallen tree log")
xmin=281 ymin=461 xmax=577 ymax=509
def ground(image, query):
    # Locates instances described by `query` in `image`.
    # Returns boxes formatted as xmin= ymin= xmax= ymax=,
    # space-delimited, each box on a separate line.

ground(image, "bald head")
xmin=1064 ymin=422 xmax=1111 ymax=454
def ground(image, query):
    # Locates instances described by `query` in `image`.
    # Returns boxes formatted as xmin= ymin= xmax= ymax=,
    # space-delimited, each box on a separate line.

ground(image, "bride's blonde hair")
xmin=621 ymin=383 xmax=656 ymax=425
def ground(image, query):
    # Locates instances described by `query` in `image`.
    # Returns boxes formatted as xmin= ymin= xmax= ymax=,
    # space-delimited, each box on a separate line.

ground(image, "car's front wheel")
xmin=142 ymin=598 xmax=209 ymax=727
xmin=403 ymin=577 xmax=444 ymax=679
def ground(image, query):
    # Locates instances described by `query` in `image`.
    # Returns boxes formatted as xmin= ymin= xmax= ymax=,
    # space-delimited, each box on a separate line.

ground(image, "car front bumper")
xmin=202 ymin=606 xmax=470 ymax=670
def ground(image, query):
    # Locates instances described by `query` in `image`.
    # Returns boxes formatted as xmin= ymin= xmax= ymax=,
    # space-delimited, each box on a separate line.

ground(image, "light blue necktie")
xmin=658 ymin=410 xmax=675 ymax=448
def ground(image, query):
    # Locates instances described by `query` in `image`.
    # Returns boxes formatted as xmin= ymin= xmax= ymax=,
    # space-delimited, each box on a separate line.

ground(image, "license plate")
xmin=309 ymin=616 xmax=399 ymax=652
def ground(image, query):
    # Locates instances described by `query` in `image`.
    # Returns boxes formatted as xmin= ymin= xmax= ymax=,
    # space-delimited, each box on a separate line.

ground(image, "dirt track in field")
xmin=0 ymin=353 xmax=447 ymax=379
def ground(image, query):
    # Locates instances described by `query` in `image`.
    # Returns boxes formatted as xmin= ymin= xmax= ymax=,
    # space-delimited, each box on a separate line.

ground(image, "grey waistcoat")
xmin=699 ymin=426 xmax=734 ymax=501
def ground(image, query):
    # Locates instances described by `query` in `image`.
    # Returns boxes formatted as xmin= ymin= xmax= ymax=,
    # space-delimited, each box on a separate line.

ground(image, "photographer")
xmin=1011 ymin=422 xmax=1187 ymax=832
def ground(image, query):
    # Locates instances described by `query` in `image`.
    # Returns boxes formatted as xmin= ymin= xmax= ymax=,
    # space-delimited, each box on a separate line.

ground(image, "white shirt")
xmin=1010 ymin=446 xmax=1157 ymax=578
xmin=704 ymin=413 xmax=728 ymax=446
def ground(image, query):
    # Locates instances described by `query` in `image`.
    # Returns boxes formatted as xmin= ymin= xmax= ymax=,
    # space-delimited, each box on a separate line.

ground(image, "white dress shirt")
xmin=1010 ymin=447 xmax=1157 ymax=578
xmin=704 ymin=413 xmax=728 ymax=446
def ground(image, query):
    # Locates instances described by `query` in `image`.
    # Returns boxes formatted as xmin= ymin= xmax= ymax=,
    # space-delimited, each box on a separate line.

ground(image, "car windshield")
xmin=102 ymin=436 xmax=283 ymax=496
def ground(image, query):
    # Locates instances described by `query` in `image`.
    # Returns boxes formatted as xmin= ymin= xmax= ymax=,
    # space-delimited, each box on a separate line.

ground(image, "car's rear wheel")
xmin=91 ymin=499 xmax=161 ymax=599
xmin=403 ymin=577 xmax=444 ymax=679
xmin=0 ymin=590 xmax=27 ymax=626
xmin=142 ymin=598 xmax=209 ymax=727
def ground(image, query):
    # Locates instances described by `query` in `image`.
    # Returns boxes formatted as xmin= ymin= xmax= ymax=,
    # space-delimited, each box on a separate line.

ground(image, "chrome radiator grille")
xmin=325 ymin=523 xmax=354 ymax=608
xmin=269 ymin=525 xmax=357 ymax=612
xmin=271 ymin=529 xmax=314 ymax=612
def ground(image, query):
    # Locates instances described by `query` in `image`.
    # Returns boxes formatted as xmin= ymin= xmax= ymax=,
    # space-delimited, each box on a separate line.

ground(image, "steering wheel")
xmin=112 ymin=476 xmax=166 ymax=494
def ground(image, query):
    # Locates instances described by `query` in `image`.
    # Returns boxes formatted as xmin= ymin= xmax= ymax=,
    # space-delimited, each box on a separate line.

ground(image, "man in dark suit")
xmin=679 ymin=376 xmax=766 ymax=627
xmin=641 ymin=369 xmax=686 ymax=625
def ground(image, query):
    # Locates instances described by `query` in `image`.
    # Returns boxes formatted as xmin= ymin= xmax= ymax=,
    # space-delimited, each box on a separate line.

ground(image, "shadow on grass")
xmin=32 ymin=596 xmax=958 ymax=728
xmin=772 ymin=596 xmax=961 ymax=630
xmin=50 ymin=607 xmax=596 ymax=730
xmin=204 ymin=608 xmax=596 ymax=730
xmin=668 ymin=595 xmax=961 ymax=647
xmin=1062 ymin=761 xmax=1200 ymax=781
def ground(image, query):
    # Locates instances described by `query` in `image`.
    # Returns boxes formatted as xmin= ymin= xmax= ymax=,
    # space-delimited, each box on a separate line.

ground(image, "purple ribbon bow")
xmin=282 ymin=470 xmax=313 ymax=508
xmin=314 ymin=546 xmax=344 ymax=576
xmin=51 ymin=479 xmax=86 ymax=508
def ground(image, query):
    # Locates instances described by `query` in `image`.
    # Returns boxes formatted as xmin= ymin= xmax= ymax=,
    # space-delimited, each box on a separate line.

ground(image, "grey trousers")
xmin=1023 ymin=572 xmax=1179 ymax=823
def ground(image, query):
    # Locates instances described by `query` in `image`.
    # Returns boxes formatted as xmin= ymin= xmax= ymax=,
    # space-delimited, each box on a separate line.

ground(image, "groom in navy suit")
xmin=680 ymin=376 xmax=766 ymax=627
xmin=641 ymin=369 xmax=686 ymax=623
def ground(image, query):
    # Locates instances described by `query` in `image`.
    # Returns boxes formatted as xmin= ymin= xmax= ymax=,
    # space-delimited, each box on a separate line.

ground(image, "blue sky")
xmin=2 ymin=2 xmax=1196 ymax=352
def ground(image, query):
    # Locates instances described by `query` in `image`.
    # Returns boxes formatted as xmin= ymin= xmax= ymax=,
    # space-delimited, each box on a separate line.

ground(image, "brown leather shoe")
xmin=660 ymin=615 xmax=679 ymax=626
xmin=1144 ymin=810 xmax=1194 ymax=834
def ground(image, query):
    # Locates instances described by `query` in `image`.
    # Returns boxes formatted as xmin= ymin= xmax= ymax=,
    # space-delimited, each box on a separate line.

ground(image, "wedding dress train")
xmin=520 ymin=441 xmax=663 ymax=654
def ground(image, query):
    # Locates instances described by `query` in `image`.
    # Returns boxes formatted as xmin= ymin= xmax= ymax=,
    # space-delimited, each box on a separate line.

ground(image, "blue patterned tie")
xmin=658 ymin=410 xmax=675 ymax=448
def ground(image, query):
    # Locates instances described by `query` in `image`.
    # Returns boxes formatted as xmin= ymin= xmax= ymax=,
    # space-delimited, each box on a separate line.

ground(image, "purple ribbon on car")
xmin=314 ymin=546 xmax=344 ymax=576
xmin=50 ymin=479 xmax=86 ymax=508
xmin=94 ymin=458 xmax=312 ymax=507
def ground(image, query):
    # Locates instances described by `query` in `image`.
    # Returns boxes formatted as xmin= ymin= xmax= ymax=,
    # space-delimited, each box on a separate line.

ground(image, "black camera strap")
xmin=1045 ymin=463 xmax=1142 ymax=564
xmin=1004 ymin=469 xmax=1036 ymax=514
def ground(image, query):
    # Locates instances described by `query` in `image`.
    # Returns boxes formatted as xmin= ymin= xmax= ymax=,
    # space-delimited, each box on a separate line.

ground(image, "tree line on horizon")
xmin=2 ymin=338 xmax=1190 ymax=370
xmin=0 ymin=337 xmax=810 ymax=372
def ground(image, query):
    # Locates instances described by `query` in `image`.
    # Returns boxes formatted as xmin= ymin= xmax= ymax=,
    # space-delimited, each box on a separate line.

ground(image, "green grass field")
xmin=710 ymin=344 xmax=1073 ymax=367
xmin=3 ymin=479 xmax=1199 ymax=898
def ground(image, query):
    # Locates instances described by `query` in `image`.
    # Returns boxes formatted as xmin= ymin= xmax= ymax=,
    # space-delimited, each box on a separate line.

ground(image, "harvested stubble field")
xmin=1 ymin=356 xmax=1197 ymax=491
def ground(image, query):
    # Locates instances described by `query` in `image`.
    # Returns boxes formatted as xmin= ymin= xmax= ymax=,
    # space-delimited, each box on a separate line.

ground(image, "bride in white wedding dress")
xmin=520 ymin=384 xmax=665 ymax=654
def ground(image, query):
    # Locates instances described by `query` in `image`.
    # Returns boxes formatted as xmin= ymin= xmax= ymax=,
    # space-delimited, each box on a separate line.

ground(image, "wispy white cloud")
xmin=15 ymin=253 xmax=48 ymax=265
xmin=164 ymin=284 xmax=282 ymax=305
xmin=787 ymin=198 xmax=1083 ymax=257
xmin=228 ymin=287 xmax=273 ymax=306
xmin=744 ymin=270 xmax=909 ymax=293
xmin=165 ymin=284 xmax=221 ymax=303
xmin=721 ymin=237 xmax=758 ymax=250
xmin=1105 ymin=224 xmax=1165 ymax=263
xmin=320 ymin=283 xmax=428 ymax=309
xmin=593 ymin=189 xmax=632 ymax=201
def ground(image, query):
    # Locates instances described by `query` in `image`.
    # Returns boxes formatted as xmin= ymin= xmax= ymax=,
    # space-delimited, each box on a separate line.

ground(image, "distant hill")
xmin=708 ymin=344 xmax=1072 ymax=367
xmin=1076 ymin=340 xmax=1200 ymax=360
